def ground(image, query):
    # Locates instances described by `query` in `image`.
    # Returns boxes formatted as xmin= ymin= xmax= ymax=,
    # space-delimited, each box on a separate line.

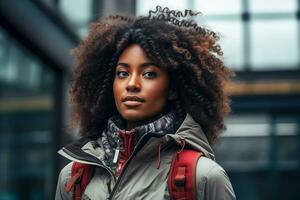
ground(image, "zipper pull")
xmin=113 ymin=139 xmax=120 ymax=164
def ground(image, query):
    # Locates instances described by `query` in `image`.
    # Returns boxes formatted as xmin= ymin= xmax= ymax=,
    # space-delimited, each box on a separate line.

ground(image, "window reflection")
xmin=249 ymin=0 xmax=298 ymax=14
xmin=201 ymin=19 xmax=244 ymax=71
xmin=216 ymin=113 xmax=299 ymax=171
xmin=58 ymin=0 xmax=92 ymax=37
xmin=195 ymin=0 xmax=242 ymax=15
xmin=250 ymin=19 xmax=299 ymax=70
xmin=59 ymin=0 xmax=92 ymax=22
xmin=136 ymin=0 xmax=189 ymax=16
xmin=0 ymin=27 xmax=55 ymax=200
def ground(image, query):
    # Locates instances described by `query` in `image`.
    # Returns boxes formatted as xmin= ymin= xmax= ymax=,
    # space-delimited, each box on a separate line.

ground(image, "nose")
xmin=126 ymin=74 xmax=141 ymax=92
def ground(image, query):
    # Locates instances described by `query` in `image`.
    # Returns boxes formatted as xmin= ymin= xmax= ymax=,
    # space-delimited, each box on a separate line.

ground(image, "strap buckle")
xmin=174 ymin=166 xmax=186 ymax=187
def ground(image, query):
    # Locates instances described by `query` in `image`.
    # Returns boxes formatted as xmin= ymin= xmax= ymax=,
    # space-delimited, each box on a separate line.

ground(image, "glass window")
xmin=59 ymin=0 xmax=92 ymax=23
xmin=218 ymin=113 xmax=299 ymax=167
xmin=215 ymin=114 xmax=271 ymax=170
xmin=199 ymin=19 xmax=244 ymax=71
xmin=223 ymin=114 xmax=270 ymax=137
xmin=215 ymin=113 xmax=300 ymax=199
xmin=195 ymin=0 xmax=242 ymax=15
xmin=276 ymin=122 xmax=297 ymax=136
xmin=215 ymin=136 xmax=270 ymax=170
xmin=278 ymin=136 xmax=298 ymax=168
xmin=275 ymin=116 xmax=299 ymax=169
xmin=58 ymin=0 xmax=92 ymax=37
xmin=0 ymin=27 xmax=55 ymax=200
xmin=250 ymin=19 xmax=299 ymax=70
xmin=136 ymin=0 xmax=189 ymax=16
xmin=249 ymin=0 xmax=298 ymax=14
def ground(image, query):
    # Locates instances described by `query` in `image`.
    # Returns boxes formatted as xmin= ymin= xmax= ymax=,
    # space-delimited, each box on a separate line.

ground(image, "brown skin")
xmin=113 ymin=44 xmax=173 ymax=130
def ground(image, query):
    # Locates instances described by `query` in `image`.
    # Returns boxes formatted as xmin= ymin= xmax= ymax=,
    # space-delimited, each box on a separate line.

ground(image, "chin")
xmin=120 ymin=110 xmax=146 ymax=121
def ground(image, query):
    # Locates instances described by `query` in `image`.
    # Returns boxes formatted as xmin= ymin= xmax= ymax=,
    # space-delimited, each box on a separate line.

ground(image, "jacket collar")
xmin=58 ymin=113 xmax=215 ymax=164
xmin=101 ymin=112 xmax=177 ymax=169
xmin=165 ymin=113 xmax=215 ymax=160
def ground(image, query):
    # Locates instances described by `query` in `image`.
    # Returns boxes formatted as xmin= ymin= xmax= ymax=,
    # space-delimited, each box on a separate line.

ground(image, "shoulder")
xmin=58 ymin=162 xmax=73 ymax=184
xmin=196 ymin=157 xmax=236 ymax=200
xmin=197 ymin=156 xmax=228 ymax=182
xmin=55 ymin=162 xmax=73 ymax=200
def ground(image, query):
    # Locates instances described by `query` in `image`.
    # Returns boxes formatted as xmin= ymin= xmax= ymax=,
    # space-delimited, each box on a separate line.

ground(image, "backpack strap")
xmin=168 ymin=149 xmax=203 ymax=200
xmin=65 ymin=162 xmax=94 ymax=200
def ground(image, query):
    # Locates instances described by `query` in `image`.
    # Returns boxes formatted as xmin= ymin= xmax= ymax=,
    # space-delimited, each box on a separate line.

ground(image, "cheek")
xmin=113 ymin=80 xmax=123 ymax=102
xmin=144 ymin=78 xmax=169 ymax=101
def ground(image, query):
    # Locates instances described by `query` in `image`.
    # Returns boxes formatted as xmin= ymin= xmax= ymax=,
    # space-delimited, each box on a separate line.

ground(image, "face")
xmin=113 ymin=44 xmax=171 ymax=124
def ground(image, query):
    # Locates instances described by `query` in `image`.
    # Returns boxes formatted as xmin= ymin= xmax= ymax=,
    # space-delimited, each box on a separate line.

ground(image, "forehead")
xmin=118 ymin=44 xmax=151 ymax=62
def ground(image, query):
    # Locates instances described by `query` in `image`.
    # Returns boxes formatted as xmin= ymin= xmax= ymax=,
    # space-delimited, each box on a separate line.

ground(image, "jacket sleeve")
xmin=55 ymin=162 xmax=73 ymax=200
xmin=196 ymin=157 xmax=236 ymax=200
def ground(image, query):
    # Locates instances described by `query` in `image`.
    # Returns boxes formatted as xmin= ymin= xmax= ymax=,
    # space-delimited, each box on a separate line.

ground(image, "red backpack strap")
xmin=65 ymin=162 xmax=94 ymax=200
xmin=168 ymin=149 xmax=203 ymax=200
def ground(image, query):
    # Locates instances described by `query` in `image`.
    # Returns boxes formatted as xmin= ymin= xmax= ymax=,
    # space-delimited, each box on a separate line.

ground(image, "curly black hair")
xmin=69 ymin=6 xmax=235 ymax=144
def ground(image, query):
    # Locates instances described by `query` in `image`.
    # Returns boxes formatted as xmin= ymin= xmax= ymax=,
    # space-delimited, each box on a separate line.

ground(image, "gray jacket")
xmin=55 ymin=114 xmax=236 ymax=200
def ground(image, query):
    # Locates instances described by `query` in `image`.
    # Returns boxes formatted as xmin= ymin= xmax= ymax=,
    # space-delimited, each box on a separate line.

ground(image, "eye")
xmin=143 ymin=71 xmax=157 ymax=79
xmin=116 ymin=71 xmax=129 ymax=78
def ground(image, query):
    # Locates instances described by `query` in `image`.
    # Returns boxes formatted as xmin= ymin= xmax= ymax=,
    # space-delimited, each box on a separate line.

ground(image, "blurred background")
xmin=0 ymin=0 xmax=299 ymax=199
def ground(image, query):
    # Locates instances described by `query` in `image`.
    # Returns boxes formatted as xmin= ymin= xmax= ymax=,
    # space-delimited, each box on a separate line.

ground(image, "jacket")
xmin=55 ymin=113 xmax=236 ymax=200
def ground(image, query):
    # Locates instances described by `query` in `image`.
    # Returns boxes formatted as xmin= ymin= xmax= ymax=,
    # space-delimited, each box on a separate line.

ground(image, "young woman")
xmin=55 ymin=6 xmax=236 ymax=200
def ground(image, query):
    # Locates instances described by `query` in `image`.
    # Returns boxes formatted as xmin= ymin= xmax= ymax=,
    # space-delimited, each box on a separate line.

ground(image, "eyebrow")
xmin=116 ymin=62 xmax=160 ymax=68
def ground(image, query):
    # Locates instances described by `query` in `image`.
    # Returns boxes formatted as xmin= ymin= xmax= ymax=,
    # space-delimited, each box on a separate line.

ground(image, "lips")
xmin=122 ymin=96 xmax=145 ymax=107
xmin=122 ymin=96 xmax=145 ymax=102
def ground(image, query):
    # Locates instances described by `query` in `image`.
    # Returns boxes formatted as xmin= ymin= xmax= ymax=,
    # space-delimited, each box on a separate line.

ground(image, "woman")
xmin=55 ymin=6 xmax=236 ymax=200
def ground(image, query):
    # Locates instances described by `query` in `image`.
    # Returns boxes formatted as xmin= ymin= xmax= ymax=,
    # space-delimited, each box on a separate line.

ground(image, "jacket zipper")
xmin=108 ymin=133 xmax=171 ymax=200
xmin=107 ymin=133 xmax=152 ymax=200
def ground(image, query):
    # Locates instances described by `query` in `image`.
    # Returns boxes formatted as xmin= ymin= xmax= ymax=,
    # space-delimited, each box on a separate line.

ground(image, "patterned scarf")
xmin=99 ymin=112 xmax=177 ymax=170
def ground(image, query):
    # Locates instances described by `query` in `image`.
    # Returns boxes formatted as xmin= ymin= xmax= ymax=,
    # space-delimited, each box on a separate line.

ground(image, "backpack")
xmin=65 ymin=149 xmax=203 ymax=200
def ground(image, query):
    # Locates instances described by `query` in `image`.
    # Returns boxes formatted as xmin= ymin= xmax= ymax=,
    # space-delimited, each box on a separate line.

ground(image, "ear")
xmin=168 ymin=89 xmax=177 ymax=100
